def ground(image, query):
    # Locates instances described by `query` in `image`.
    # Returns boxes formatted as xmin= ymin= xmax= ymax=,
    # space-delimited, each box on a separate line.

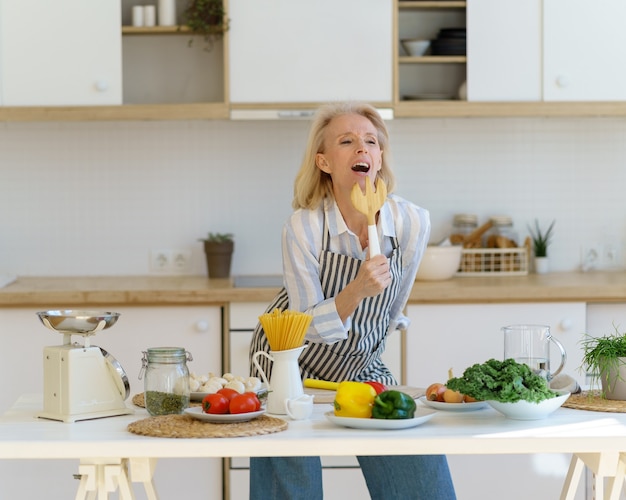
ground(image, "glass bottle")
xmin=140 ymin=347 xmax=192 ymax=416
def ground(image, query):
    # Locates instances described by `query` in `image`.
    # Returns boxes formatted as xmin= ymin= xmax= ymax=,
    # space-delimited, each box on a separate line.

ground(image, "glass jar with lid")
xmin=484 ymin=215 xmax=518 ymax=247
xmin=452 ymin=213 xmax=478 ymax=236
xmin=140 ymin=347 xmax=192 ymax=416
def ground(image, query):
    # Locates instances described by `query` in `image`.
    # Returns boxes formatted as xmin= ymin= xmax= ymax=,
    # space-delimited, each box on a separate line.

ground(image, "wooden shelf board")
xmin=0 ymin=103 xmax=229 ymax=122
xmin=121 ymin=25 xmax=191 ymax=35
xmin=398 ymin=1 xmax=466 ymax=9
xmin=393 ymin=101 xmax=626 ymax=118
xmin=399 ymin=55 xmax=466 ymax=64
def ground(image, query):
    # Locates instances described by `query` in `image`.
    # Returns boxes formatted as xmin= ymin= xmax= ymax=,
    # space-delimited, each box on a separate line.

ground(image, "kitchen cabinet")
xmin=468 ymin=0 xmax=626 ymax=102
xmin=228 ymin=0 xmax=393 ymax=113
xmin=543 ymin=0 xmax=626 ymax=101
xmin=406 ymin=302 xmax=587 ymax=500
xmin=226 ymin=302 xmax=403 ymax=500
xmin=0 ymin=0 xmax=122 ymax=106
xmin=120 ymin=0 xmax=227 ymax=107
xmin=466 ymin=0 xmax=541 ymax=101
xmin=395 ymin=0 xmax=467 ymax=104
xmin=0 ymin=306 xmax=223 ymax=500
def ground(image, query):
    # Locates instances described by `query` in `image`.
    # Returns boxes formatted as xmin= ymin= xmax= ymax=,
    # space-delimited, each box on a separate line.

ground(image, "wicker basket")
xmin=456 ymin=247 xmax=529 ymax=276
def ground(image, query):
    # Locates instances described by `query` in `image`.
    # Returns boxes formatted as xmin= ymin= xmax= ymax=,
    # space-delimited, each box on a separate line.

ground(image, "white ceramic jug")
xmin=252 ymin=345 xmax=306 ymax=415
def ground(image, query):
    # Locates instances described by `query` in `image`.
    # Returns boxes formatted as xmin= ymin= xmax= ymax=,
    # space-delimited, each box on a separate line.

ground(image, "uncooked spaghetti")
xmin=258 ymin=309 xmax=313 ymax=351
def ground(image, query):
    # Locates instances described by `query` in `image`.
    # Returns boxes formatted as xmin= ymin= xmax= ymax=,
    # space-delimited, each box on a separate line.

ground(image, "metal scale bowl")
xmin=36 ymin=310 xmax=132 ymax=423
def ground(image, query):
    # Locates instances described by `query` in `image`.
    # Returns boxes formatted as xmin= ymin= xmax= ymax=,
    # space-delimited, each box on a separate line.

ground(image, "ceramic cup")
xmin=284 ymin=394 xmax=315 ymax=420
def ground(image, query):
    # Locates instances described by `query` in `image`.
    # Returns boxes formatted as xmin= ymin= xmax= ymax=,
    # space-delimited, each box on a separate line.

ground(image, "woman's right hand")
xmin=354 ymin=254 xmax=391 ymax=298
xmin=334 ymin=255 xmax=391 ymax=324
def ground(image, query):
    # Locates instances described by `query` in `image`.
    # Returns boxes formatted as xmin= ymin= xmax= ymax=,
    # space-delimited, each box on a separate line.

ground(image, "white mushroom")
xmin=244 ymin=377 xmax=262 ymax=392
xmin=225 ymin=380 xmax=246 ymax=394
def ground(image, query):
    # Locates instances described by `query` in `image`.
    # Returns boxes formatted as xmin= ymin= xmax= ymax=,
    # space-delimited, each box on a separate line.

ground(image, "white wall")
xmin=0 ymin=116 xmax=623 ymax=277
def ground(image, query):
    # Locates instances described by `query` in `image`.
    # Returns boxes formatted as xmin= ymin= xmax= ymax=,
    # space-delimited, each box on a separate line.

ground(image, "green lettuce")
xmin=445 ymin=358 xmax=558 ymax=403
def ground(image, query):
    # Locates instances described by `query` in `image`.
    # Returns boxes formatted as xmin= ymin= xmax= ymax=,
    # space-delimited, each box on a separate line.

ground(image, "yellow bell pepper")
xmin=333 ymin=381 xmax=377 ymax=418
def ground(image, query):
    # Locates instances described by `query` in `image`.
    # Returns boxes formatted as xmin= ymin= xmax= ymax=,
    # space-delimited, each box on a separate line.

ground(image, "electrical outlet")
xmin=171 ymin=249 xmax=192 ymax=273
xmin=150 ymin=249 xmax=171 ymax=272
xmin=581 ymin=244 xmax=601 ymax=271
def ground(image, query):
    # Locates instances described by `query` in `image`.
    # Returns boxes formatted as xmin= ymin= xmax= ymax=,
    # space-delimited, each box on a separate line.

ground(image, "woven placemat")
xmin=562 ymin=391 xmax=626 ymax=413
xmin=132 ymin=393 xmax=201 ymax=408
xmin=127 ymin=413 xmax=288 ymax=438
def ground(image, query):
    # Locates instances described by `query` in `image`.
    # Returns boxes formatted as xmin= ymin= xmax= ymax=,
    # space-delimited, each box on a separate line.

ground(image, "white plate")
xmin=324 ymin=408 xmax=436 ymax=430
xmin=184 ymin=407 xmax=266 ymax=423
xmin=418 ymin=396 xmax=488 ymax=412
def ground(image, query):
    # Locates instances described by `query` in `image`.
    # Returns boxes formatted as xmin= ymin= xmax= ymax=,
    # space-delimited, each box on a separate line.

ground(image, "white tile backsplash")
xmin=0 ymin=116 xmax=623 ymax=276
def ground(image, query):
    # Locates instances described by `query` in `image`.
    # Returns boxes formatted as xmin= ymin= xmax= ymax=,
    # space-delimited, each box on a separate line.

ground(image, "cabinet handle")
xmin=556 ymin=75 xmax=570 ymax=88
xmin=95 ymin=80 xmax=109 ymax=92
xmin=559 ymin=318 xmax=573 ymax=331
xmin=195 ymin=320 xmax=210 ymax=332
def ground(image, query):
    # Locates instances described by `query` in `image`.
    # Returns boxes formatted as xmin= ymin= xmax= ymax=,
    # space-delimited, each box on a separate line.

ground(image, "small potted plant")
xmin=581 ymin=324 xmax=626 ymax=400
xmin=199 ymin=232 xmax=234 ymax=278
xmin=527 ymin=219 xmax=555 ymax=274
xmin=183 ymin=0 xmax=229 ymax=51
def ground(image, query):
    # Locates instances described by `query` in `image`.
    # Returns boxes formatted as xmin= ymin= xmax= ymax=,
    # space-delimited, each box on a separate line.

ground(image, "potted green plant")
xmin=199 ymin=232 xmax=234 ymax=278
xmin=183 ymin=0 xmax=229 ymax=51
xmin=581 ymin=324 xmax=626 ymax=400
xmin=527 ymin=219 xmax=555 ymax=274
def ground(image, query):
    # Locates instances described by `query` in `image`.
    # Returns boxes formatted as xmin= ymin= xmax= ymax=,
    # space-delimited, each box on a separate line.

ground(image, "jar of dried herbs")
xmin=140 ymin=347 xmax=192 ymax=416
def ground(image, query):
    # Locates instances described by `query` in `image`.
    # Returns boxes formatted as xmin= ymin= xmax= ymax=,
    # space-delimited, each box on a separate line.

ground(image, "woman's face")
xmin=315 ymin=113 xmax=383 ymax=197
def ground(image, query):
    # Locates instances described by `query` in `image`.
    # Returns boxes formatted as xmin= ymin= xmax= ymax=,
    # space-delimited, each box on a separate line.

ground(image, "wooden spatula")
xmin=350 ymin=177 xmax=387 ymax=257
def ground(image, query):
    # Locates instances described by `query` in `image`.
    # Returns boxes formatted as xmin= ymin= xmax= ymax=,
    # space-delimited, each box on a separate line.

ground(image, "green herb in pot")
xmin=371 ymin=390 xmax=417 ymax=419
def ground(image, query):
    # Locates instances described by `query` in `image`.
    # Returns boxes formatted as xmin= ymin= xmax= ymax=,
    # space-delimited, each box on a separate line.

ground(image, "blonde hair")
xmin=292 ymin=102 xmax=396 ymax=210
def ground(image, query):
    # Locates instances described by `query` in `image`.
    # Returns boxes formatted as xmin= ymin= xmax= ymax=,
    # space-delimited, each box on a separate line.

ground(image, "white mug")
xmin=143 ymin=6 xmax=156 ymax=27
xmin=284 ymin=394 xmax=314 ymax=420
xmin=132 ymin=6 xmax=144 ymax=27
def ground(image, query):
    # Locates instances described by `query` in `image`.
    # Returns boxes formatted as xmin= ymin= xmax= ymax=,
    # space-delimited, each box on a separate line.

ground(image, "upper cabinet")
xmin=4 ymin=0 xmax=626 ymax=120
xmin=466 ymin=0 xmax=540 ymax=101
xmin=0 ymin=0 xmax=122 ymax=106
xmin=543 ymin=0 xmax=626 ymax=101
xmin=468 ymin=0 xmax=626 ymax=102
xmin=395 ymin=1 xmax=467 ymax=104
xmin=228 ymin=0 xmax=393 ymax=112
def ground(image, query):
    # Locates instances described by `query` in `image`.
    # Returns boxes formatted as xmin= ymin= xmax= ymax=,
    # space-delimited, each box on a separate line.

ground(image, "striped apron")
xmin=249 ymin=222 xmax=402 ymax=386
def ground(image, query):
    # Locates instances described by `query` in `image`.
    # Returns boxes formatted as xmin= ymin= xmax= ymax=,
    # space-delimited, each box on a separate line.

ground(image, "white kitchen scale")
xmin=36 ymin=310 xmax=133 ymax=423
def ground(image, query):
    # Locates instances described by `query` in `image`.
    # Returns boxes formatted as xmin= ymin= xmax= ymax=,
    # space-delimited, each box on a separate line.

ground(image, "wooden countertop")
xmin=1 ymin=272 xmax=626 ymax=307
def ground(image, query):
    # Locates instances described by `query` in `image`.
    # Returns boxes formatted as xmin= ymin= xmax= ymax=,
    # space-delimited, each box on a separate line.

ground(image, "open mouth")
xmin=351 ymin=162 xmax=370 ymax=173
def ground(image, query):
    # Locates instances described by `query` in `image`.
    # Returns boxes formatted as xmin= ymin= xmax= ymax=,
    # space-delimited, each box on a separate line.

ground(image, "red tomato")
xmin=364 ymin=381 xmax=387 ymax=395
xmin=243 ymin=391 xmax=262 ymax=410
xmin=217 ymin=388 xmax=240 ymax=401
xmin=202 ymin=393 xmax=229 ymax=414
xmin=230 ymin=393 xmax=260 ymax=414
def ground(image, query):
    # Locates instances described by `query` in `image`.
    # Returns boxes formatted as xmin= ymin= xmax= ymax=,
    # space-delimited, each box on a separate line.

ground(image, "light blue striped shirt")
xmin=282 ymin=194 xmax=431 ymax=344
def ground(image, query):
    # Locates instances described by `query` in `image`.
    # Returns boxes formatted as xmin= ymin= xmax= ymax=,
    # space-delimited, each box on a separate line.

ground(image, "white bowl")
xmin=415 ymin=245 xmax=462 ymax=281
xmin=487 ymin=392 xmax=570 ymax=420
xmin=401 ymin=39 xmax=430 ymax=57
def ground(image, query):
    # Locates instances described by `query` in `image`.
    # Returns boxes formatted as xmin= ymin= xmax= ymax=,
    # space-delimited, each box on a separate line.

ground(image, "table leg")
xmin=605 ymin=453 xmax=626 ymax=500
xmin=75 ymin=459 xmax=137 ymax=500
xmin=560 ymin=455 xmax=586 ymax=500
xmin=128 ymin=457 xmax=159 ymax=500
xmin=560 ymin=452 xmax=626 ymax=500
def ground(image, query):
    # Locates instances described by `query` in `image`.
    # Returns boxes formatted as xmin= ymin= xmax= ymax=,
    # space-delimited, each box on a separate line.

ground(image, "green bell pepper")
xmin=372 ymin=390 xmax=417 ymax=419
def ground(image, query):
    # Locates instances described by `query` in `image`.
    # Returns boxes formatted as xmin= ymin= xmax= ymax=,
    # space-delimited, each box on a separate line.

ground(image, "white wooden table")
xmin=2 ymin=395 xmax=626 ymax=499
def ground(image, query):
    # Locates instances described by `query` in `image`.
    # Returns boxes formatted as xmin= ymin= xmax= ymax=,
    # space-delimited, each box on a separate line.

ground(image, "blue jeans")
xmin=249 ymin=455 xmax=456 ymax=500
